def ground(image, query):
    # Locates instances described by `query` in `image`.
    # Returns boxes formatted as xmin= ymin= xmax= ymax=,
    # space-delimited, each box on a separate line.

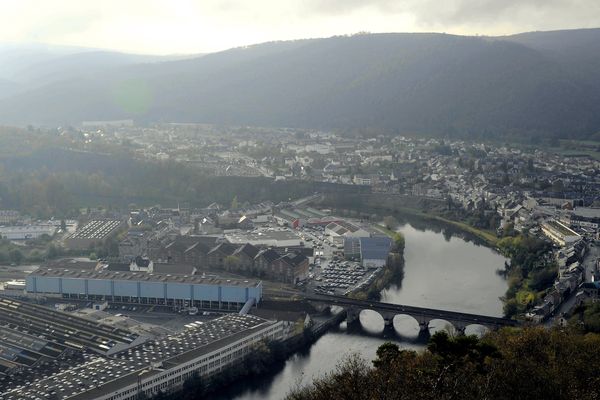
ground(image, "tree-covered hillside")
xmin=287 ymin=327 xmax=600 ymax=400
xmin=1 ymin=30 xmax=600 ymax=140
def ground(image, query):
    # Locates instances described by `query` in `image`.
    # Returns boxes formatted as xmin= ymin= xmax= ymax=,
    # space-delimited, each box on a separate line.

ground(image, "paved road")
xmin=583 ymin=243 xmax=600 ymax=282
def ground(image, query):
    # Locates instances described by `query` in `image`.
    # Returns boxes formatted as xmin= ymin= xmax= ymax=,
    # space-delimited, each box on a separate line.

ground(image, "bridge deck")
xmin=307 ymin=294 xmax=518 ymax=327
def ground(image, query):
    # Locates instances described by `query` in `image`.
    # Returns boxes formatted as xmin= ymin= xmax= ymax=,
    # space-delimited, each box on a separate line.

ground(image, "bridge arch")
xmin=358 ymin=309 xmax=385 ymax=334
xmin=310 ymin=294 xmax=519 ymax=337
xmin=464 ymin=324 xmax=489 ymax=337
xmin=428 ymin=319 xmax=456 ymax=336
xmin=392 ymin=314 xmax=420 ymax=339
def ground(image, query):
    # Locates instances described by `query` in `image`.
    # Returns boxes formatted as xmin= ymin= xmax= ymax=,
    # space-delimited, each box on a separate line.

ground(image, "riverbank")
xmin=322 ymin=193 xmax=499 ymax=248
xmin=387 ymin=206 xmax=499 ymax=246
xmin=350 ymin=228 xmax=405 ymax=301
xmin=219 ymin=220 xmax=509 ymax=400
xmin=151 ymin=311 xmax=346 ymax=400
xmin=324 ymin=196 xmax=516 ymax=315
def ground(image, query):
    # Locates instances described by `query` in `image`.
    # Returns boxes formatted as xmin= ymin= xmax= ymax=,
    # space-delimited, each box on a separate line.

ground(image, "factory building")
xmin=26 ymin=268 xmax=262 ymax=311
xmin=65 ymin=219 xmax=126 ymax=250
xmin=325 ymin=221 xmax=370 ymax=248
xmin=359 ymin=236 xmax=392 ymax=268
xmin=0 ymin=297 xmax=140 ymax=360
xmin=224 ymin=229 xmax=303 ymax=247
xmin=0 ymin=224 xmax=56 ymax=240
xmin=541 ymin=219 xmax=582 ymax=247
xmin=1 ymin=314 xmax=286 ymax=400
xmin=344 ymin=236 xmax=392 ymax=267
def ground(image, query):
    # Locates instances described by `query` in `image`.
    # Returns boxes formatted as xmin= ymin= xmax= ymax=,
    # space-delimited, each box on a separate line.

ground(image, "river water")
xmin=222 ymin=223 xmax=508 ymax=400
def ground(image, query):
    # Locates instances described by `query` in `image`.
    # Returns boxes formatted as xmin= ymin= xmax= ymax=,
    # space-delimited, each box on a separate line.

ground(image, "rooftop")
xmin=225 ymin=229 xmax=301 ymax=244
xmin=359 ymin=236 xmax=392 ymax=260
xmin=1 ymin=314 xmax=274 ymax=400
xmin=543 ymin=219 xmax=580 ymax=237
xmin=0 ymin=297 xmax=138 ymax=356
xmin=30 ymin=267 xmax=260 ymax=287
xmin=68 ymin=219 xmax=123 ymax=240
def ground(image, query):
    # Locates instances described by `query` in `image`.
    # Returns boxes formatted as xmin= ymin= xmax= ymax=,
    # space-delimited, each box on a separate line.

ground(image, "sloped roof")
xmin=255 ymin=248 xmax=281 ymax=263
xmin=234 ymin=243 xmax=260 ymax=259
xmin=208 ymin=242 xmax=238 ymax=256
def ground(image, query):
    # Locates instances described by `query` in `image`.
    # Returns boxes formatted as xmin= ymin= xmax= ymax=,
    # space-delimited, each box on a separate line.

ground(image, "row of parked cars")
xmin=314 ymin=261 xmax=369 ymax=294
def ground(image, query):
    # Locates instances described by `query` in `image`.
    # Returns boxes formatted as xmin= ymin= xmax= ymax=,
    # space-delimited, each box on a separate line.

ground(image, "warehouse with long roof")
xmin=26 ymin=266 xmax=263 ymax=311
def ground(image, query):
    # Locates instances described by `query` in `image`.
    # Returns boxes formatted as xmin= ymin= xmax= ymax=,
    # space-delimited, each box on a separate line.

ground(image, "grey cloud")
xmin=303 ymin=0 xmax=600 ymax=29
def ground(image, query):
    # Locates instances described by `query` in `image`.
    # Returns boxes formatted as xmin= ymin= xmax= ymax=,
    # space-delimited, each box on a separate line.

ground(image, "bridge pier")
xmin=381 ymin=311 xmax=395 ymax=328
xmin=306 ymin=295 xmax=519 ymax=338
xmin=417 ymin=326 xmax=431 ymax=342
xmin=345 ymin=307 xmax=360 ymax=326
xmin=454 ymin=326 xmax=466 ymax=336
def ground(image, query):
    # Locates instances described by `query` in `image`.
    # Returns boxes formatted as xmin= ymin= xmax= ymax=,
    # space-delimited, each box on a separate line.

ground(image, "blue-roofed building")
xmin=359 ymin=236 xmax=392 ymax=268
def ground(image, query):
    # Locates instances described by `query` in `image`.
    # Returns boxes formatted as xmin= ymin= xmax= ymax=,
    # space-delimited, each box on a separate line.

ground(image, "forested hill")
xmin=1 ymin=29 xmax=600 ymax=140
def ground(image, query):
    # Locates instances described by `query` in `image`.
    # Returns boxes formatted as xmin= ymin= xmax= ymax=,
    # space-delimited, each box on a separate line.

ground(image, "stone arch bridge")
xmin=306 ymin=294 xmax=519 ymax=335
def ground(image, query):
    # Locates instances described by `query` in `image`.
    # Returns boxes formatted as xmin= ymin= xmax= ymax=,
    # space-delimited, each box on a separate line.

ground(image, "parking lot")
xmin=296 ymin=224 xmax=381 ymax=296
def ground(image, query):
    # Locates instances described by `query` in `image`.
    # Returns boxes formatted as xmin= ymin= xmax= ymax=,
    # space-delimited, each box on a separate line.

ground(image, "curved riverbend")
xmin=222 ymin=223 xmax=507 ymax=400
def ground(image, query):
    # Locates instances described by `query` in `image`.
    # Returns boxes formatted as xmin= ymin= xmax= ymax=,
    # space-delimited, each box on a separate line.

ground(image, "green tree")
xmin=231 ymin=195 xmax=239 ymax=210
xmin=46 ymin=244 xmax=60 ymax=259
xmin=392 ymin=232 xmax=405 ymax=253
xmin=383 ymin=215 xmax=399 ymax=230
xmin=583 ymin=303 xmax=600 ymax=333
xmin=9 ymin=249 xmax=23 ymax=265
xmin=372 ymin=342 xmax=400 ymax=369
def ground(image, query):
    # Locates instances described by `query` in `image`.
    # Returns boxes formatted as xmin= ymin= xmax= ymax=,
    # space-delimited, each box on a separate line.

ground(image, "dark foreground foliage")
xmin=287 ymin=327 xmax=600 ymax=400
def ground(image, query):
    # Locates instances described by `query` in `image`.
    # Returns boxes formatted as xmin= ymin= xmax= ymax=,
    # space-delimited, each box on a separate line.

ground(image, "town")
xmin=0 ymin=123 xmax=599 ymax=399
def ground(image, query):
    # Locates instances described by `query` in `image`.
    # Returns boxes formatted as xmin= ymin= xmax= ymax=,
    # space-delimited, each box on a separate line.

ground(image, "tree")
xmin=383 ymin=215 xmax=399 ymax=230
xmin=392 ymin=232 xmax=405 ymax=253
xmin=583 ymin=303 xmax=600 ymax=333
xmin=231 ymin=195 xmax=239 ymax=210
xmin=46 ymin=244 xmax=60 ymax=259
xmin=9 ymin=249 xmax=23 ymax=265
xmin=372 ymin=342 xmax=400 ymax=369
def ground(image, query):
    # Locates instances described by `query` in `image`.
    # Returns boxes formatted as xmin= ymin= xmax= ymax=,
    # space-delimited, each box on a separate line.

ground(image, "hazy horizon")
xmin=1 ymin=26 xmax=599 ymax=57
xmin=2 ymin=0 xmax=600 ymax=55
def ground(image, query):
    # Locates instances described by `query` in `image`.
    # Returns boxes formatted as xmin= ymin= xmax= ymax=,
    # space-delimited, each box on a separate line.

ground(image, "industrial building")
xmin=1 ymin=314 xmax=285 ymax=400
xmin=325 ymin=220 xmax=370 ymax=247
xmin=274 ymin=207 xmax=338 ymax=228
xmin=0 ymin=210 xmax=20 ymax=225
xmin=344 ymin=236 xmax=392 ymax=267
xmin=541 ymin=219 xmax=582 ymax=246
xmin=359 ymin=237 xmax=392 ymax=268
xmin=65 ymin=219 xmax=125 ymax=250
xmin=560 ymin=207 xmax=600 ymax=237
xmin=26 ymin=267 xmax=262 ymax=310
xmin=0 ymin=224 xmax=56 ymax=240
xmin=0 ymin=297 xmax=140 ymax=359
xmin=224 ymin=229 xmax=302 ymax=247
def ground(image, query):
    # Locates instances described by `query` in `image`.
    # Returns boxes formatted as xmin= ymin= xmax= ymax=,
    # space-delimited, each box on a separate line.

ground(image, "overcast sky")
xmin=1 ymin=0 xmax=599 ymax=55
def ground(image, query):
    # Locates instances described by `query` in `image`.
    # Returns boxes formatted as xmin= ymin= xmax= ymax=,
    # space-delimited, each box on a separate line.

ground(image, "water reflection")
xmin=358 ymin=310 xmax=385 ymax=334
xmin=393 ymin=314 xmax=420 ymax=339
xmin=381 ymin=224 xmax=507 ymax=316
xmin=225 ymin=223 xmax=508 ymax=400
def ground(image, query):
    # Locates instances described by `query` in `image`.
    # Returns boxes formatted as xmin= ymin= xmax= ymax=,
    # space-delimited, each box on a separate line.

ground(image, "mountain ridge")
xmin=1 ymin=29 xmax=599 ymax=140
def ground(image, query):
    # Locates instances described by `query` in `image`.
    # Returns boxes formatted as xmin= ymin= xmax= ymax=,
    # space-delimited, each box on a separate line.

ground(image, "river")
xmin=220 ymin=223 xmax=508 ymax=400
